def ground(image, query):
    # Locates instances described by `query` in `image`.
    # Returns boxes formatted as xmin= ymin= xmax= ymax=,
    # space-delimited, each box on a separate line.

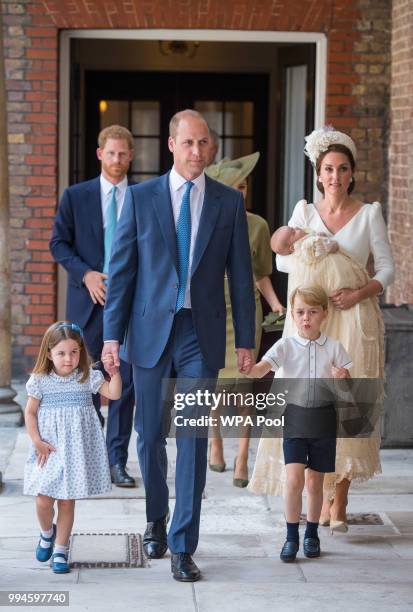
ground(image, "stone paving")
xmin=0 ymin=386 xmax=412 ymax=611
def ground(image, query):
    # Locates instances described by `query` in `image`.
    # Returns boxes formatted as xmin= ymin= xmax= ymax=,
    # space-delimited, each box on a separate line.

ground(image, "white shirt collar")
xmin=293 ymin=332 xmax=327 ymax=347
xmin=170 ymin=166 xmax=205 ymax=192
xmin=100 ymin=174 xmax=128 ymax=195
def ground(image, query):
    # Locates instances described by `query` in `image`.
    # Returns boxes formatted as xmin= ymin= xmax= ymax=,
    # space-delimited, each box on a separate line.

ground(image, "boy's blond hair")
xmin=290 ymin=285 xmax=329 ymax=310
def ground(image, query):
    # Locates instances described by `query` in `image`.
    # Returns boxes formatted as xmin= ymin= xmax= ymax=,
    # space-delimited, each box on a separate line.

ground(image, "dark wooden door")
xmin=81 ymin=70 xmax=269 ymax=216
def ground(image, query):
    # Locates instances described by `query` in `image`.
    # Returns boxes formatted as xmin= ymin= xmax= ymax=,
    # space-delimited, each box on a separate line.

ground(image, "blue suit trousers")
xmin=133 ymin=309 xmax=218 ymax=554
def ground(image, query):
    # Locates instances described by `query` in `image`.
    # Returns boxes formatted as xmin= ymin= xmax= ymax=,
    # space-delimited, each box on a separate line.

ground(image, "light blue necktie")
xmin=175 ymin=181 xmax=194 ymax=311
xmin=103 ymin=185 xmax=118 ymax=274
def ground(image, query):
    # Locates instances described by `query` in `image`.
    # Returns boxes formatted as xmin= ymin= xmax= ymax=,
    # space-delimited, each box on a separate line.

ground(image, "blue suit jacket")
xmin=103 ymin=172 xmax=256 ymax=371
xmin=50 ymin=176 xmax=135 ymax=329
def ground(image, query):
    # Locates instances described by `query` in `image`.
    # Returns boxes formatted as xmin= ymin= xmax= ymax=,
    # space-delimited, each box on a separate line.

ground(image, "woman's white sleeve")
xmin=369 ymin=203 xmax=395 ymax=290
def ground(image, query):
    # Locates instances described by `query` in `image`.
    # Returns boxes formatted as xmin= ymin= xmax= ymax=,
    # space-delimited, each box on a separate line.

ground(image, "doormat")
xmin=68 ymin=533 xmax=146 ymax=568
xmin=299 ymin=513 xmax=383 ymax=525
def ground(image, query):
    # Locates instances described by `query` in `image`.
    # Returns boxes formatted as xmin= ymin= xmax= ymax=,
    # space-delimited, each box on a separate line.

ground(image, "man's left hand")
xmin=236 ymin=348 xmax=255 ymax=375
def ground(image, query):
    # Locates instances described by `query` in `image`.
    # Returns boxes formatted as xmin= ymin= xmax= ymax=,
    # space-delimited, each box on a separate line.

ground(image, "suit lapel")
xmin=87 ymin=178 xmax=104 ymax=255
xmin=152 ymin=172 xmax=178 ymax=271
xmin=191 ymin=176 xmax=220 ymax=277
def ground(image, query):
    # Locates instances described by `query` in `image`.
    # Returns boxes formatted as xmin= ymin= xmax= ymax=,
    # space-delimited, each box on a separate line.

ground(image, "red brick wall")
xmin=1 ymin=0 xmax=393 ymax=376
xmin=387 ymin=0 xmax=413 ymax=305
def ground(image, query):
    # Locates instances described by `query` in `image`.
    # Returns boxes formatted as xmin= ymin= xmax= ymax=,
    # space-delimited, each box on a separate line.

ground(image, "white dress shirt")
xmin=263 ymin=333 xmax=353 ymax=407
xmin=84 ymin=175 xmax=128 ymax=290
xmin=169 ymin=166 xmax=205 ymax=308
xmin=100 ymin=174 xmax=128 ymax=228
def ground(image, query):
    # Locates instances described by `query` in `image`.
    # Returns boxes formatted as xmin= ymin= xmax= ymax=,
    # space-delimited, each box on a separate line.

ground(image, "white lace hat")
xmin=304 ymin=126 xmax=357 ymax=166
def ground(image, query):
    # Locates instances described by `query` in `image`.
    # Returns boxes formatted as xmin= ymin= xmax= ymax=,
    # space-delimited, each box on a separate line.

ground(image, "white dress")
xmin=24 ymin=368 xmax=112 ymax=499
xmin=277 ymin=200 xmax=394 ymax=289
xmin=248 ymin=200 xmax=395 ymax=498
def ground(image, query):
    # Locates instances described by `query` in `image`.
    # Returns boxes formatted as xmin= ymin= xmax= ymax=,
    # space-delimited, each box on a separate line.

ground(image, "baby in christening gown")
xmin=248 ymin=227 xmax=384 ymax=497
xmin=272 ymin=225 xmax=384 ymax=377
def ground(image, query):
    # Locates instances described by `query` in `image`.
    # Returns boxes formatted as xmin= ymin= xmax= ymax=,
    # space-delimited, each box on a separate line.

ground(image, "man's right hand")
xmin=84 ymin=270 xmax=108 ymax=305
xmin=102 ymin=341 xmax=120 ymax=370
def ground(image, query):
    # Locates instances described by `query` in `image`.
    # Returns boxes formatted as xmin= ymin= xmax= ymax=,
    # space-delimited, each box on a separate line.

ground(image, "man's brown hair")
xmin=98 ymin=125 xmax=134 ymax=150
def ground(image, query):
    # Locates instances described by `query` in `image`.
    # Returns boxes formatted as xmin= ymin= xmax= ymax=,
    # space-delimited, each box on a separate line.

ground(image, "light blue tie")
xmin=103 ymin=185 xmax=118 ymax=274
xmin=175 ymin=181 xmax=194 ymax=311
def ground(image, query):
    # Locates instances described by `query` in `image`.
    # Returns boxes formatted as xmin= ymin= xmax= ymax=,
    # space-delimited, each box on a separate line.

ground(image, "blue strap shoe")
xmin=35 ymin=524 xmax=56 ymax=562
xmin=280 ymin=539 xmax=299 ymax=562
xmin=51 ymin=552 xmax=70 ymax=574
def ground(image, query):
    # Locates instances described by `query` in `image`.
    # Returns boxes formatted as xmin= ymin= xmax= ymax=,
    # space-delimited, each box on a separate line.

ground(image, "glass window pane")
xmin=283 ymin=65 xmax=307 ymax=223
xmin=224 ymin=102 xmax=253 ymax=136
xmin=132 ymin=138 xmax=159 ymax=173
xmin=132 ymin=101 xmax=160 ymax=135
xmin=194 ymin=101 xmax=223 ymax=133
xmin=100 ymin=100 xmax=128 ymax=129
xmin=223 ymin=138 xmax=254 ymax=159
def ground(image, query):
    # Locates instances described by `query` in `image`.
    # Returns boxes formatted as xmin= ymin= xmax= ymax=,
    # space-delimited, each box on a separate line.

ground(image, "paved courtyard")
xmin=0 ymin=385 xmax=412 ymax=611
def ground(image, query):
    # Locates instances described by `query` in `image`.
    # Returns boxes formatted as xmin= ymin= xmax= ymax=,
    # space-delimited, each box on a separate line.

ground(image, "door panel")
xmin=82 ymin=70 xmax=268 ymax=216
xmin=272 ymin=45 xmax=315 ymax=303
xmin=275 ymin=45 xmax=315 ymax=227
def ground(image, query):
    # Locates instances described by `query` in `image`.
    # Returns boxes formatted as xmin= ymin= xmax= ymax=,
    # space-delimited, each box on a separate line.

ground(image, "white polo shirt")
xmin=263 ymin=333 xmax=353 ymax=407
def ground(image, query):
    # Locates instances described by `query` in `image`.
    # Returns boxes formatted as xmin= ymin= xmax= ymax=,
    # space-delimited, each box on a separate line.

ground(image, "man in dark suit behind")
xmin=50 ymin=125 xmax=136 ymax=488
xmin=102 ymin=110 xmax=256 ymax=581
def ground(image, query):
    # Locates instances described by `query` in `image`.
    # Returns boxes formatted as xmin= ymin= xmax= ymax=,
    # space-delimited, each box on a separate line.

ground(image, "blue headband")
xmin=57 ymin=322 xmax=84 ymax=338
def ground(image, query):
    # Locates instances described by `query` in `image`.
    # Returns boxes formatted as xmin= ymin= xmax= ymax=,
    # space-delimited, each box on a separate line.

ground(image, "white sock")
xmin=53 ymin=544 xmax=67 ymax=562
xmin=39 ymin=526 xmax=54 ymax=549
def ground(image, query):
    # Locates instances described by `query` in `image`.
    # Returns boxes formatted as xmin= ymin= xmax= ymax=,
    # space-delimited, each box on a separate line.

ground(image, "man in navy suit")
xmin=50 ymin=125 xmax=136 ymax=488
xmin=102 ymin=110 xmax=255 ymax=581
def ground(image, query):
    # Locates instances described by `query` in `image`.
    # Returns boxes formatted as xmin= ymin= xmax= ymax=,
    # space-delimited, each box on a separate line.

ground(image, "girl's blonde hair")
xmin=290 ymin=285 xmax=329 ymax=310
xmin=32 ymin=321 xmax=90 ymax=383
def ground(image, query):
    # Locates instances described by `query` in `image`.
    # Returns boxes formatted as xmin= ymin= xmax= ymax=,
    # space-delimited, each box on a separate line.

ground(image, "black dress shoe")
xmin=109 ymin=463 xmax=136 ymax=488
xmin=280 ymin=540 xmax=299 ymax=562
xmin=171 ymin=553 xmax=201 ymax=582
xmin=143 ymin=517 xmax=168 ymax=559
xmin=303 ymin=537 xmax=320 ymax=558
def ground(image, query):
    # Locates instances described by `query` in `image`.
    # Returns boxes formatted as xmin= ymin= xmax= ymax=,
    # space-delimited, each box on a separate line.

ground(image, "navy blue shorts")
xmin=283 ymin=437 xmax=336 ymax=473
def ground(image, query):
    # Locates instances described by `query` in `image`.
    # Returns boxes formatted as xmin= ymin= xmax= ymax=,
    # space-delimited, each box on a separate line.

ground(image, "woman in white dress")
xmin=249 ymin=127 xmax=395 ymax=531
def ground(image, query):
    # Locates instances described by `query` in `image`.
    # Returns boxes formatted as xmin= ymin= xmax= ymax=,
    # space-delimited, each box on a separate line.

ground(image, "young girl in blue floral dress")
xmin=24 ymin=322 xmax=121 ymax=574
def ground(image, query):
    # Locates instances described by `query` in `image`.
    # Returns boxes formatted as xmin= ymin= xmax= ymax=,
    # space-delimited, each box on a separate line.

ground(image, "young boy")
xmin=247 ymin=285 xmax=352 ymax=562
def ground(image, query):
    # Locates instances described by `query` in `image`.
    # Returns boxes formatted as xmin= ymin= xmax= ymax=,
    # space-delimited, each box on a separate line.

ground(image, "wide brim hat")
xmin=205 ymin=152 xmax=260 ymax=187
